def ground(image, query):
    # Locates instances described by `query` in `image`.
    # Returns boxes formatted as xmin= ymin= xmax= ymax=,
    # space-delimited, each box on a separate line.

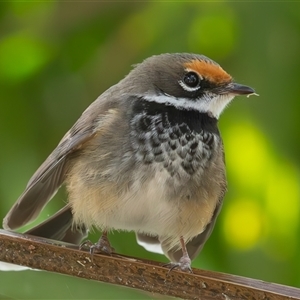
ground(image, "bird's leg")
xmin=166 ymin=236 xmax=192 ymax=273
xmin=177 ymin=236 xmax=192 ymax=271
xmin=80 ymin=230 xmax=114 ymax=255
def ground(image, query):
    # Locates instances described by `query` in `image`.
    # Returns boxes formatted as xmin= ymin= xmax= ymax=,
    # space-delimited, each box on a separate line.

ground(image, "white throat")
xmin=142 ymin=93 xmax=235 ymax=119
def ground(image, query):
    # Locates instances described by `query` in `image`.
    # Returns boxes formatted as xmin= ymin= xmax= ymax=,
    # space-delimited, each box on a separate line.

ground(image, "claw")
xmin=164 ymin=254 xmax=192 ymax=273
xmin=79 ymin=231 xmax=114 ymax=257
xmin=79 ymin=240 xmax=94 ymax=253
xmin=163 ymin=236 xmax=193 ymax=273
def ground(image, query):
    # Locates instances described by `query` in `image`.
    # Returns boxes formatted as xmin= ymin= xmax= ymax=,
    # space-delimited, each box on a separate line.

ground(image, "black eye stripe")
xmin=183 ymin=72 xmax=201 ymax=88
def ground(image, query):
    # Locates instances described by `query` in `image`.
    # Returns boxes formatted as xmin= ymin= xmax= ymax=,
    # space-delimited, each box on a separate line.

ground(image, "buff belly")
xmin=67 ymin=160 xmax=219 ymax=250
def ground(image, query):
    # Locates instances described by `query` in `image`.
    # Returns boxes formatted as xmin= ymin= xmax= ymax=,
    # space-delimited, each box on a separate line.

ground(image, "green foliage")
xmin=1 ymin=2 xmax=300 ymax=298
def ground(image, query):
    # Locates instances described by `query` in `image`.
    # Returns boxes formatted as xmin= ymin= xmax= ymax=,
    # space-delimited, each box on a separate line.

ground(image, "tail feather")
xmin=25 ymin=206 xmax=87 ymax=244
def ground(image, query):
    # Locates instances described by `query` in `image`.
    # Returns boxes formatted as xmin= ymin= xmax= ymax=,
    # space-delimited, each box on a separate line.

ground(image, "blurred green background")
xmin=1 ymin=1 xmax=300 ymax=299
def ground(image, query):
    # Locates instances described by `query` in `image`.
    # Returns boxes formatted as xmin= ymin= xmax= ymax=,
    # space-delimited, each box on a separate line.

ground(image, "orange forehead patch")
xmin=184 ymin=60 xmax=232 ymax=84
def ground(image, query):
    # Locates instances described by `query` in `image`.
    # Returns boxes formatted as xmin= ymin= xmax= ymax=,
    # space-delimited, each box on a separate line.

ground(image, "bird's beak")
xmin=225 ymin=82 xmax=257 ymax=96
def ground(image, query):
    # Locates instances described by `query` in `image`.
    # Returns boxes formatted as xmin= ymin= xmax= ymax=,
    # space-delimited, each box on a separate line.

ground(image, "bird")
xmin=3 ymin=53 xmax=256 ymax=271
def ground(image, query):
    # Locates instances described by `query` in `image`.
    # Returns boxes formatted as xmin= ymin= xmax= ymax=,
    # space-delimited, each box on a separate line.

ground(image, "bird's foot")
xmin=164 ymin=254 xmax=192 ymax=273
xmin=80 ymin=234 xmax=114 ymax=255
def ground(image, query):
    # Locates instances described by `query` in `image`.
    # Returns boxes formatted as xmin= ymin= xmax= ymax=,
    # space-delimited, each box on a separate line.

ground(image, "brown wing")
xmin=3 ymin=98 xmax=112 ymax=230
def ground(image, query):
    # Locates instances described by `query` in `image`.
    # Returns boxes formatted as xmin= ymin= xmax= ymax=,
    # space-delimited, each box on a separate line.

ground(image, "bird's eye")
xmin=183 ymin=72 xmax=200 ymax=88
xmin=179 ymin=71 xmax=202 ymax=92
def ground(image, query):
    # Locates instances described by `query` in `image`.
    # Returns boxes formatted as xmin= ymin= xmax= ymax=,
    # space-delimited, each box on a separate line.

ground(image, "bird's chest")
xmin=118 ymin=109 xmax=222 ymax=237
xmin=130 ymin=111 xmax=218 ymax=183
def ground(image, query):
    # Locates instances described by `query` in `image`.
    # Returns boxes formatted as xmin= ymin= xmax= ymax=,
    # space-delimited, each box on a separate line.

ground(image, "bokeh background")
xmin=1 ymin=1 xmax=300 ymax=299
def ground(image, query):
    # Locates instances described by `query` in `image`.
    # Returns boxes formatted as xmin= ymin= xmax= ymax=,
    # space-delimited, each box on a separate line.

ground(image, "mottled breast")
xmin=130 ymin=99 xmax=221 ymax=182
